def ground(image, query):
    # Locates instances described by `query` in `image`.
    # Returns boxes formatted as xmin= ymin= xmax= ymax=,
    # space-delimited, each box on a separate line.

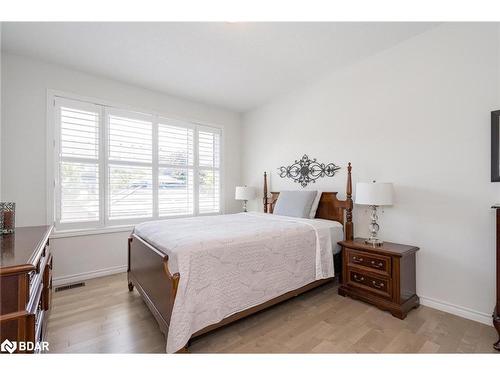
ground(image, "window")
xmin=107 ymin=110 xmax=153 ymax=221
xmin=158 ymin=120 xmax=195 ymax=217
xmin=51 ymin=96 xmax=222 ymax=231
xmin=198 ymin=128 xmax=221 ymax=214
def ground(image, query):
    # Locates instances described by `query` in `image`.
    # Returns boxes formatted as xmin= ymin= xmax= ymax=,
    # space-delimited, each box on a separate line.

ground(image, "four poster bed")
xmin=127 ymin=163 xmax=353 ymax=353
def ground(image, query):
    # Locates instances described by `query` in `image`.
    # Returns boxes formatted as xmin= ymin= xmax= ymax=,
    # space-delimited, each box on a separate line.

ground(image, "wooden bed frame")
xmin=127 ymin=163 xmax=353 ymax=352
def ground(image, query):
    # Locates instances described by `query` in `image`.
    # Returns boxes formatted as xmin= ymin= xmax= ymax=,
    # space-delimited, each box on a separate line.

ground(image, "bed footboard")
xmin=128 ymin=234 xmax=179 ymax=337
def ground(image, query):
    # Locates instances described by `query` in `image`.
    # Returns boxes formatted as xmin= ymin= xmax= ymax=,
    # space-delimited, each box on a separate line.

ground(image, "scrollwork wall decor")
xmin=278 ymin=154 xmax=341 ymax=187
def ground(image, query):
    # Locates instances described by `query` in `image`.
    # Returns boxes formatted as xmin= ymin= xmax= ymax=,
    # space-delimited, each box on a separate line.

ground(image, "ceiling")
xmin=1 ymin=22 xmax=438 ymax=112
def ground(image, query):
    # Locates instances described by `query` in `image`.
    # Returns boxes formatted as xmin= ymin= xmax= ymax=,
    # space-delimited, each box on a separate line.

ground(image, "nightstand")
xmin=338 ymin=238 xmax=419 ymax=319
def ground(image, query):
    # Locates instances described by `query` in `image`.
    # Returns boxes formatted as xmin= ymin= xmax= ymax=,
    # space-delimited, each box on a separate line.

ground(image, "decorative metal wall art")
xmin=278 ymin=155 xmax=341 ymax=187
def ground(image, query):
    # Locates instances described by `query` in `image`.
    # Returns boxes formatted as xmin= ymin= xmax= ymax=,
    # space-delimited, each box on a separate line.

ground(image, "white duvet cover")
xmin=134 ymin=212 xmax=342 ymax=353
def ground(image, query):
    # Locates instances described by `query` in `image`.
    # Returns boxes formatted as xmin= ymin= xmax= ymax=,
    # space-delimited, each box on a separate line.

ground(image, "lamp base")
xmin=366 ymin=205 xmax=383 ymax=246
xmin=364 ymin=237 xmax=384 ymax=246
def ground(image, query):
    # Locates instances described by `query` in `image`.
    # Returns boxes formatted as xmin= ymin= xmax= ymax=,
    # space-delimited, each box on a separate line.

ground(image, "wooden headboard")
xmin=263 ymin=162 xmax=353 ymax=240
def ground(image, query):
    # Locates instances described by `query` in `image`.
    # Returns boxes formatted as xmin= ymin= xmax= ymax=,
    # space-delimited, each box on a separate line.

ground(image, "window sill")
xmin=50 ymin=211 xmax=223 ymax=239
xmin=51 ymin=225 xmax=134 ymax=239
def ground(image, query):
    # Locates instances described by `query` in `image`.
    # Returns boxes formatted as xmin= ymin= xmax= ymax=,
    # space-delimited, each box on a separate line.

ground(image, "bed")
xmin=127 ymin=163 xmax=353 ymax=353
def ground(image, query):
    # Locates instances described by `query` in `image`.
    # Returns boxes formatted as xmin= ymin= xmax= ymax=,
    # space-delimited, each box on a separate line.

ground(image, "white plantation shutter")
xmin=57 ymin=99 xmax=101 ymax=225
xmin=60 ymin=107 xmax=99 ymax=159
xmin=60 ymin=162 xmax=99 ymax=223
xmin=52 ymin=95 xmax=223 ymax=231
xmin=108 ymin=164 xmax=153 ymax=219
xmin=159 ymin=122 xmax=194 ymax=165
xmin=107 ymin=110 xmax=153 ymax=221
xmin=198 ymin=127 xmax=221 ymax=214
xmin=199 ymin=169 xmax=220 ymax=214
xmin=159 ymin=168 xmax=194 ymax=216
xmin=158 ymin=121 xmax=195 ymax=216
xmin=109 ymin=114 xmax=152 ymax=163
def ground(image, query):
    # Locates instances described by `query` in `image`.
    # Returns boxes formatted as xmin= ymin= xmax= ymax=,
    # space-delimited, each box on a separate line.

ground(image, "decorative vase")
xmin=0 ymin=202 xmax=16 ymax=234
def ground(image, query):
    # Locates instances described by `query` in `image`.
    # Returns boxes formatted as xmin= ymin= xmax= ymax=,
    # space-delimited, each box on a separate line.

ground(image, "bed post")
xmin=345 ymin=162 xmax=354 ymax=240
xmin=263 ymin=172 xmax=268 ymax=213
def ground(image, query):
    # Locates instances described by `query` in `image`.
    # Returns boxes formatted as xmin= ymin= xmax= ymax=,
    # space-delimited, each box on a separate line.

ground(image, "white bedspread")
xmin=134 ymin=212 xmax=340 ymax=353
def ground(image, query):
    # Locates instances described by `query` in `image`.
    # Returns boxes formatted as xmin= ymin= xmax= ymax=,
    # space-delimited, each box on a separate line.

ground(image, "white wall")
xmin=1 ymin=53 xmax=242 ymax=283
xmin=242 ymin=23 xmax=500 ymax=324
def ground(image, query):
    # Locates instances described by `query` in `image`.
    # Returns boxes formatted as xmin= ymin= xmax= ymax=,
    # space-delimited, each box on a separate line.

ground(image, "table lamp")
xmin=355 ymin=181 xmax=393 ymax=245
xmin=235 ymin=186 xmax=256 ymax=212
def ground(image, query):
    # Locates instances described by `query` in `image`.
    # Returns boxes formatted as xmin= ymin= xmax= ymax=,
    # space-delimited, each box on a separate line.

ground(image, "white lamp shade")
xmin=355 ymin=182 xmax=393 ymax=206
xmin=235 ymin=186 xmax=256 ymax=201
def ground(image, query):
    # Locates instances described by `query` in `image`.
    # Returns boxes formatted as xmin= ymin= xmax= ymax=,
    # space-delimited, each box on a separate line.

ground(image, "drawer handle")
xmin=353 ymin=274 xmax=365 ymax=282
xmin=352 ymin=256 xmax=364 ymax=263
xmin=371 ymin=280 xmax=385 ymax=289
xmin=370 ymin=260 xmax=384 ymax=268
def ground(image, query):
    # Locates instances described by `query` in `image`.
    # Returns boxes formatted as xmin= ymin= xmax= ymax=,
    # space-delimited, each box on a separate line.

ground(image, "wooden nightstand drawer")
xmin=347 ymin=249 xmax=391 ymax=276
xmin=339 ymin=238 xmax=419 ymax=319
xmin=347 ymin=269 xmax=391 ymax=299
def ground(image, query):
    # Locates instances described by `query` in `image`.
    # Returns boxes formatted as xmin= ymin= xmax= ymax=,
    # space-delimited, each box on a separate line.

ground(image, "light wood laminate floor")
xmin=46 ymin=273 xmax=498 ymax=353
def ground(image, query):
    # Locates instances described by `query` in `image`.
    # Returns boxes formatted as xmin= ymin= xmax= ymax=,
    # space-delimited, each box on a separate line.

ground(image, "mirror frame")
xmin=492 ymin=110 xmax=500 ymax=182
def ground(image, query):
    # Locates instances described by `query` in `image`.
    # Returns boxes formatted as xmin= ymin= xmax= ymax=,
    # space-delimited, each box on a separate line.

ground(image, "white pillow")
xmin=273 ymin=191 xmax=317 ymax=218
xmin=309 ymin=190 xmax=322 ymax=219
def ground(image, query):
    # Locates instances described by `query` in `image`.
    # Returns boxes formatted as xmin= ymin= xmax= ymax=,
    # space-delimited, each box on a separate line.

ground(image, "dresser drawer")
xmin=42 ymin=254 xmax=53 ymax=311
xmin=22 ymin=281 xmax=44 ymax=352
xmin=29 ymin=248 xmax=49 ymax=304
xmin=347 ymin=269 xmax=392 ymax=299
xmin=347 ymin=249 xmax=391 ymax=276
xmin=28 ymin=281 xmax=43 ymax=317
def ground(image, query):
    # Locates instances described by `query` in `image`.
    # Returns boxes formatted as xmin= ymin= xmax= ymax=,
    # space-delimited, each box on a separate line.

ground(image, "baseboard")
xmin=52 ymin=265 xmax=127 ymax=287
xmin=420 ymin=295 xmax=493 ymax=326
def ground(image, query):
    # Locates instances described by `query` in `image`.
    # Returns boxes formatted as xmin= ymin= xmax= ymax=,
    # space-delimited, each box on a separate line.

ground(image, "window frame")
xmin=47 ymin=90 xmax=224 ymax=236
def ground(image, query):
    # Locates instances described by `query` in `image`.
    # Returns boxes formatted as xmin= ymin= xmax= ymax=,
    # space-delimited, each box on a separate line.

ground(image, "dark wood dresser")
xmin=338 ymin=238 xmax=419 ymax=319
xmin=492 ymin=206 xmax=500 ymax=351
xmin=0 ymin=225 xmax=53 ymax=353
